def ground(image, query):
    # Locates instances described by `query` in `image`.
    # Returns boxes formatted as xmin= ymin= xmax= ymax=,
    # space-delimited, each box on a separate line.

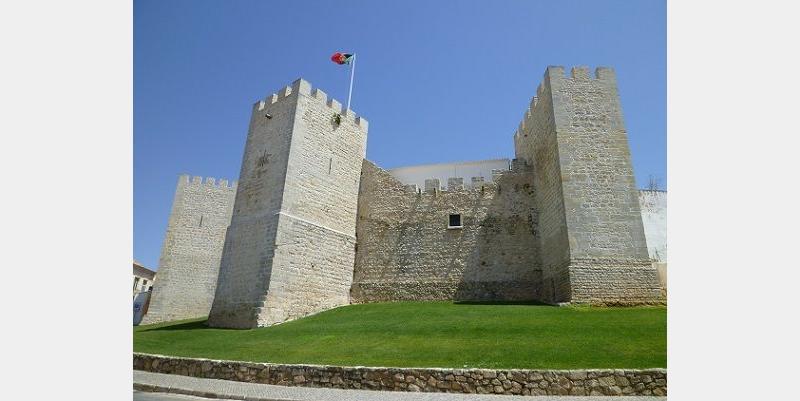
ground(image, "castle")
xmin=142 ymin=66 xmax=666 ymax=328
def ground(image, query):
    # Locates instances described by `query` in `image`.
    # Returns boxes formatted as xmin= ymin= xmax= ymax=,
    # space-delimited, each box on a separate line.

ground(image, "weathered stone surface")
xmin=133 ymin=353 xmax=666 ymax=396
xmin=352 ymin=160 xmax=541 ymax=303
xmin=513 ymin=66 xmax=662 ymax=304
xmin=570 ymin=386 xmax=586 ymax=395
xmin=207 ymin=79 xmax=368 ymax=328
xmin=151 ymin=69 xmax=666 ymax=326
xmin=598 ymin=376 xmax=616 ymax=386
xmin=141 ymin=175 xmax=236 ymax=325
xmin=568 ymin=371 xmax=587 ymax=380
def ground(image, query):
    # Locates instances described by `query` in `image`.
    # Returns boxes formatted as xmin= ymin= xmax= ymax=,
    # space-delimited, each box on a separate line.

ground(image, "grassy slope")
xmin=134 ymin=301 xmax=666 ymax=369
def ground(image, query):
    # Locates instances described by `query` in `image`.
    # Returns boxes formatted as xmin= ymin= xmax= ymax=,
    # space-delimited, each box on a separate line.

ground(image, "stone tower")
xmin=208 ymin=79 xmax=368 ymax=328
xmin=141 ymin=175 xmax=236 ymax=324
xmin=513 ymin=66 xmax=662 ymax=304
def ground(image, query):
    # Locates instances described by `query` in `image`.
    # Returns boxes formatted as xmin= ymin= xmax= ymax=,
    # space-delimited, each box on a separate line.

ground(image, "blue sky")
xmin=134 ymin=0 xmax=666 ymax=270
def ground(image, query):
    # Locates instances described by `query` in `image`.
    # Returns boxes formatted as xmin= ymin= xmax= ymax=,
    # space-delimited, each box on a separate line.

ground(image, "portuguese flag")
xmin=330 ymin=52 xmax=353 ymax=65
xmin=330 ymin=51 xmax=357 ymax=110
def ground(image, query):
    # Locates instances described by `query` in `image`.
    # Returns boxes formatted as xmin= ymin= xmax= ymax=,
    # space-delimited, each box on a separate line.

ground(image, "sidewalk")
xmin=134 ymin=370 xmax=666 ymax=401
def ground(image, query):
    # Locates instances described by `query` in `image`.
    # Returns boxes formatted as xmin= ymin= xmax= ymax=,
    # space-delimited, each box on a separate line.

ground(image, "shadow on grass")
xmin=136 ymin=301 xmax=559 ymax=333
xmin=453 ymin=300 xmax=554 ymax=306
xmin=137 ymin=320 xmax=216 ymax=332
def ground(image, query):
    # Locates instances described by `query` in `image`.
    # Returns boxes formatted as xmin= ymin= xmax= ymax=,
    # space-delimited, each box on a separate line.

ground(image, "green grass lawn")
xmin=134 ymin=301 xmax=666 ymax=369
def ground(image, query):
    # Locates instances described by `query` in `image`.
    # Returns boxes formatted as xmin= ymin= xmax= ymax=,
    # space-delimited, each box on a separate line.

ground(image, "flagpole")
xmin=347 ymin=53 xmax=356 ymax=110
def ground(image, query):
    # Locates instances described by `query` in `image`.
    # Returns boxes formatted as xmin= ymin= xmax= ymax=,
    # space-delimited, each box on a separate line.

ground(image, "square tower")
xmin=515 ymin=66 xmax=662 ymax=304
xmin=208 ymin=79 xmax=369 ymax=328
xmin=141 ymin=175 xmax=237 ymax=324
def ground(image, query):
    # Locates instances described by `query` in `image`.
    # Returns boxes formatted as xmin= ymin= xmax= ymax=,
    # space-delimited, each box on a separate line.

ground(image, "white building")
xmin=133 ymin=260 xmax=156 ymax=296
xmin=387 ymin=158 xmax=511 ymax=190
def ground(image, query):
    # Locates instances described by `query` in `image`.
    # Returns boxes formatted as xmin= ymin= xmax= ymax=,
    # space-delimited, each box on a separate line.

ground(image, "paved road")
xmin=134 ymin=370 xmax=667 ymax=401
xmin=134 ymin=391 xmax=237 ymax=401
xmin=133 ymin=389 xmax=667 ymax=401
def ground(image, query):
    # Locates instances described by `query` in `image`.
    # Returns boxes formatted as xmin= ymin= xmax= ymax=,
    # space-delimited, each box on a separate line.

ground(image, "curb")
xmin=134 ymin=383 xmax=232 ymax=400
xmin=133 ymin=353 xmax=667 ymax=397
xmin=134 ymin=370 xmax=670 ymax=400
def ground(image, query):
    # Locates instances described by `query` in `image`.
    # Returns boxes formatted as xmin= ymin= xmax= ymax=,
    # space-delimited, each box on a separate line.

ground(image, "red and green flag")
xmin=330 ymin=51 xmax=357 ymax=110
xmin=330 ymin=52 xmax=353 ymax=65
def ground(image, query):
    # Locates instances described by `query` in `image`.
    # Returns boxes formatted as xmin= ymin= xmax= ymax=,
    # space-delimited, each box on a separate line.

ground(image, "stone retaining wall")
xmin=133 ymin=353 xmax=666 ymax=396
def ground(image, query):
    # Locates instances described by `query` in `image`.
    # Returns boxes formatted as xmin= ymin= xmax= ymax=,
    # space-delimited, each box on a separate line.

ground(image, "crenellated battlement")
xmin=512 ymin=66 xmax=617 ymax=141
xmin=155 ymin=64 xmax=661 ymax=322
xmin=381 ymin=163 xmax=534 ymax=195
xmin=179 ymin=174 xmax=238 ymax=190
xmin=406 ymin=168 xmax=531 ymax=195
xmin=357 ymin=162 xmax=540 ymax=235
xmin=253 ymin=78 xmax=368 ymax=131
xmin=544 ymin=65 xmax=616 ymax=81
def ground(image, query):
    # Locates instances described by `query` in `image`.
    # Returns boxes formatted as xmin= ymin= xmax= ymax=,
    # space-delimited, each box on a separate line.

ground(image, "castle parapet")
xmin=254 ymin=78 xmax=368 ymax=132
xmin=545 ymin=65 xmax=617 ymax=81
xmin=447 ymin=177 xmax=464 ymax=191
xmin=424 ymin=178 xmax=440 ymax=192
xmin=514 ymin=66 xmax=620 ymax=148
xmin=180 ymin=174 xmax=238 ymax=189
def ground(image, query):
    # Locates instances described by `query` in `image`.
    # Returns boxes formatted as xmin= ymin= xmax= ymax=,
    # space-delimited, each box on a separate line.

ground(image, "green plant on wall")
xmin=331 ymin=112 xmax=342 ymax=126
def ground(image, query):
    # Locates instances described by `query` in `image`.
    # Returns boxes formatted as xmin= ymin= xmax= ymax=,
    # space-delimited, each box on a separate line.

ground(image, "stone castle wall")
xmin=514 ymin=66 xmax=661 ymax=304
xmin=146 ymin=67 xmax=665 ymax=327
xmin=141 ymin=175 xmax=236 ymax=324
xmin=513 ymin=70 xmax=571 ymax=303
xmin=352 ymin=160 xmax=541 ymax=302
xmin=208 ymin=79 xmax=367 ymax=328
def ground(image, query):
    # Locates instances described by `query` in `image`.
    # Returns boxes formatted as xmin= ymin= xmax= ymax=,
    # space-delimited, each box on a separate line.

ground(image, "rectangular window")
xmin=448 ymin=213 xmax=462 ymax=229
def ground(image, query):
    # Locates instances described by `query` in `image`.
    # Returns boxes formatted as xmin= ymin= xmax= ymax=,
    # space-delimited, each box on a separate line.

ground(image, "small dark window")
xmin=448 ymin=214 xmax=462 ymax=228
